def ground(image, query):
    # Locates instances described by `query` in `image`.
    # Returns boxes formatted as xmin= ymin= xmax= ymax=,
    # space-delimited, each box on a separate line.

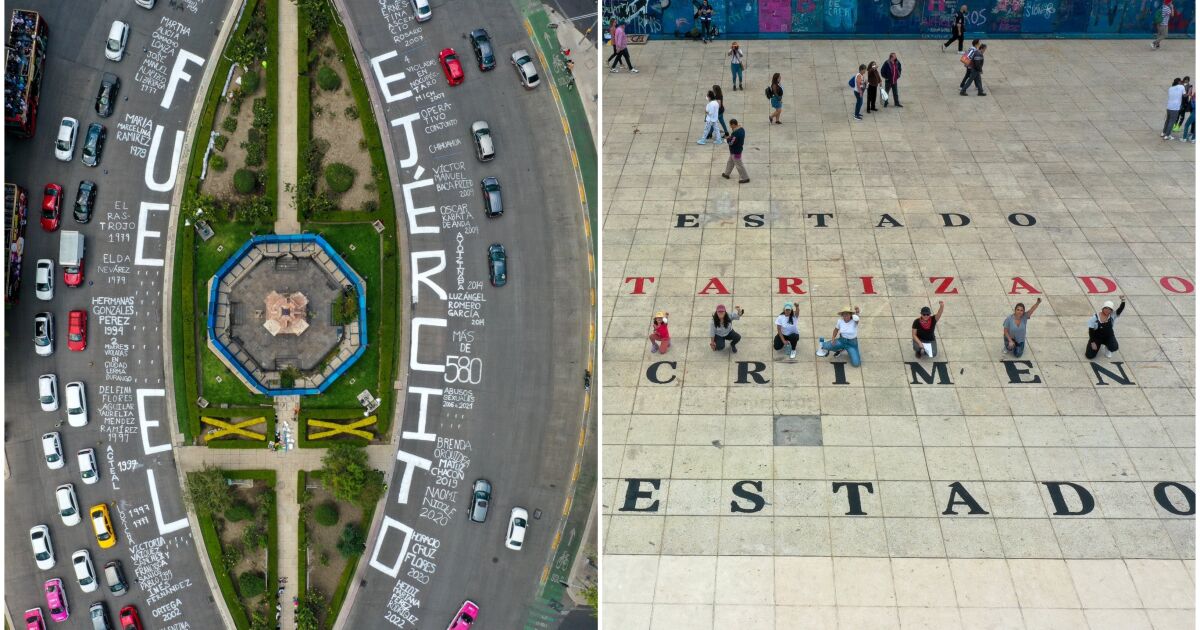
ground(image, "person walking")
xmin=709 ymin=304 xmax=744 ymax=353
xmin=1085 ymin=297 xmax=1126 ymax=359
xmin=698 ymin=0 xmax=715 ymax=43
xmin=610 ymin=22 xmax=637 ymax=73
xmin=912 ymin=301 xmax=945 ymax=358
xmin=713 ymin=84 xmax=729 ymax=136
xmin=959 ymin=39 xmax=981 ymax=90
xmin=866 ymin=61 xmax=881 ymax=112
xmin=959 ymin=43 xmax=986 ymax=96
xmin=944 ymin=5 xmax=968 ymax=52
xmin=768 ymin=72 xmax=783 ymax=124
xmin=606 ymin=21 xmax=622 ymax=70
xmin=721 ymin=119 xmax=749 ymax=183
xmin=727 ymin=42 xmax=746 ymax=90
xmin=649 ymin=311 xmax=671 ymax=354
xmin=1163 ymin=78 xmax=1185 ymax=140
xmin=697 ymin=90 xmax=723 ymax=145
xmin=881 ymin=52 xmax=903 ymax=107
xmin=1153 ymin=0 xmax=1173 ymax=48
xmin=1002 ymin=297 xmax=1041 ymax=357
xmin=816 ymin=305 xmax=862 ymax=367
xmin=851 ymin=64 xmax=866 ymax=121
xmin=774 ymin=302 xmax=801 ymax=360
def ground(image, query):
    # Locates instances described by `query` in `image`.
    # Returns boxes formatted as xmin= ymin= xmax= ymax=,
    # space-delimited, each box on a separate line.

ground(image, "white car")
xmin=510 ymin=50 xmax=540 ymax=89
xmin=78 ymin=448 xmax=99 ymax=485
xmin=30 ymin=525 xmax=55 ymax=570
xmin=34 ymin=259 xmax=54 ymax=300
xmin=72 ymin=549 xmax=98 ymax=593
xmin=38 ymin=374 xmax=59 ymax=412
xmin=505 ymin=506 xmax=529 ymax=550
xmin=56 ymin=484 xmax=81 ymax=526
xmin=34 ymin=312 xmax=54 ymax=356
xmin=42 ymin=432 xmax=65 ymax=470
xmin=471 ymin=121 xmax=494 ymax=162
xmin=411 ymin=0 xmax=431 ymax=21
xmin=66 ymin=382 xmax=88 ymax=428
xmin=54 ymin=117 xmax=79 ymax=162
xmin=105 ymin=21 xmax=129 ymax=62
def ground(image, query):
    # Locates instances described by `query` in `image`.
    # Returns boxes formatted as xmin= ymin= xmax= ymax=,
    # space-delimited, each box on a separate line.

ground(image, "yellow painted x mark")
xmin=202 ymin=416 xmax=266 ymax=441
xmin=307 ymin=416 xmax=377 ymax=441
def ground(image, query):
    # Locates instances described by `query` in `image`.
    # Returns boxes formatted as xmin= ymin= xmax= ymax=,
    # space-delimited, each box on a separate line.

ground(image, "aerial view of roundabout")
xmin=4 ymin=0 xmax=598 ymax=629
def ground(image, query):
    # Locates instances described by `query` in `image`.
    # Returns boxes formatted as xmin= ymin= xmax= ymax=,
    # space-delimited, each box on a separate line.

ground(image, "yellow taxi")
xmin=90 ymin=504 xmax=116 ymax=549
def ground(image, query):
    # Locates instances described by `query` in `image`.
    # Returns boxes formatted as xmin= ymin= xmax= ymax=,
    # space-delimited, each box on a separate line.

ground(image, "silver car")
xmin=469 ymin=479 xmax=491 ymax=523
xmin=34 ymin=312 xmax=54 ymax=356
xmin=103 ymin=560 xmax=128 ymax=596
xmin=510 ymin=50 xmax=540 ymax=88
xmin=54 ymin=117 xmax=78 ymax=162
xmin=471 ymin=121 xmax=494 ymax=161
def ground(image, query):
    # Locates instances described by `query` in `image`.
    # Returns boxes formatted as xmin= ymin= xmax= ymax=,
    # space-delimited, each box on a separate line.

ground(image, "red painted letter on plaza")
xmin=859 ymin=276 xmax=878 ymax=295
xmin=1160 ymin=276 xmax=1195 ymax=294
xmin=777 ymin=277 xmax=807 ymax=295
xmin=698 ymin=277 xmax=731 ymax=295
xmin=1009 ymin=277 xmax=1041 ymax=295
xmin=1079 ymin=276 xmax=1117 ymax=294
xmin=929 ymin=277 xmax=959 ymax=294
xmin=625 ymin=277 xmax=655 ymax=295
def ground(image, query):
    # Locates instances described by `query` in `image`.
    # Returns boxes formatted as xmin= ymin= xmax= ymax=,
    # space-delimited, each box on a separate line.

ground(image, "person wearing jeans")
xmin=1184 ymin=85 xmax=1196 ymax=142
xmin=710 ymin=304 xmax=744 ymax=353
xmin=816 ymin=306 xmax=862 ymax=367
xmin=1085 ymin=297 xmax=1125 ymax=359
xmin=912 ymin=301 xmax=944 ymax=358
xmin=1002 ymin=297 xmax=1040 ymax=357
xmin=1164 ymin=78 xmax=1185 ymax=139
xmin=774 ymin=302 xmax=801 ymax=360
xmin=852 ymin=64 xmax=866 ymax=120
xmin=610 ymin=22 xmax=637 ymax=73
xmin=697 ymin=91 xmax=723 ymax=145
xmin=727 ymin=42 xmax=745 ymax=90
xmin=721 ymin=119 xmax=749 ymax=183
xmin=881 ymin=52 xmax=903 ymax=107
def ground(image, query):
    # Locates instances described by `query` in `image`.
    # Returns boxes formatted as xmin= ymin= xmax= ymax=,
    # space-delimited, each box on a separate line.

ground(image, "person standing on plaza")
xmin=912 ymin=301 xmax=945 ymax=359
xmin=866 ymin=61 xmax=881 ymax=113
xmin=768 ymin=72 xmax=784 ymax=124
xmin=727 ymin=41 xmax=746 ymax=90
xmin=649 ymin=311 xmax=671 ymax=354
xmin=959 ymin=43 xmax=986 ymax=96
xmin=774 ymin=302 xmax=802 ymax=360
xmin=610 ymin=21 xmax=637 ymax=73
xmin=721 ymin=119 xmax=750 ymax=183
xmin=881 ymin=52 xmax=903 ymax=107
xmin=959 ymin=39 xmax=981 ymax=90
xmin=816 ymin=306 xmax=863 ymax=367
xmin=1153 ymin=0 xmax=1173 ymax=49
xmin=713 ymin=84 xmax=729 ymax=136
xmin=1183 ymin=83 xmax=1196 ymax=142
xmin=1084 ymin=296 xmax=1126 ymax=359
xmin=710 ymin=304 xmax=744 ymax=353
xmin=851 ymin=64 xmax=866 ymax=121
xmin=698 ymin=90 xmax=723 ymax=145
xmin=698 ymin=0 xmax=715 ymax=43
xmin=1163 ymin=78 xmax=1185 ymax=140
xmin=944 ymin=5 xmax=968 ymax=52
xmin=1002 ymin=297 xmax=1041 ymax=357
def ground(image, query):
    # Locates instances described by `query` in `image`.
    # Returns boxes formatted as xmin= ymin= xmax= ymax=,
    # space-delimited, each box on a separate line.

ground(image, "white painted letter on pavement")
xmin=135 ymin=203 xmax=170 ymax=267
xmin=369 ymin=51 xmax=414 ymax=103
xmin=394 ymin=449 xmax=433 ymax=504
xmin=137 ymin=388 xmax=172 ymax=455
xmin=402 ymin=179 xmax=439 ymax=235
xmin=145 ymin=126 xmax=184 ymax=192
xmin=369 ymin=516 xmax=415 ymax=578
xmin=160 ymin=49 xmax=205 ymax=109
xmin=147 ymin=469 xmax=190 ymax=534
xmin=411 ymin=251 xmax=447 ymax=303
xmin=410 ymin=318 xmax=447 ymax=373
xmin=402 ymin=387 xmax=442 ymax=442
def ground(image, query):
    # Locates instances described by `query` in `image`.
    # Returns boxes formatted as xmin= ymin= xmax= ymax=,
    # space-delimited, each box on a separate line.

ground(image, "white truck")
xmin=58 ymin=230 xmax=85 ymax=287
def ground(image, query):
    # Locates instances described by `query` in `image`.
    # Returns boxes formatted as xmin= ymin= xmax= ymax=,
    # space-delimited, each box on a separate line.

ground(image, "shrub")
xmin=225 ymin=501 xmax=254 ymax=522
xmin=221 ymin=116 xmax=238 ymax=133
xmin=333 ymin=288 xmax=358 ymax=325
xmin=314 ymin=502 xmax=339 ymax=527
xmin=240 ymin=70 xmax=260 ymax=94
xmin=238 ymin=571 xmax=266 ymax=599
xmin=321 ymin=445 xmax=386 ymax=509
xmin=209 ymin=154 xmax=227 ymax=172
xmin=324 ymin=163 xmax=355 ymax=193
xmin=214 ymin=135 xmax=229 ymax=151
xmin=233 ymin=169 xmax=257 ymax=194
xmin=252 ymin=97 xmax=274 ymax=129
xmin=337 ymin=523 xmax=366 ymax=558
xmin=221 ymin=543 xmax=243 ymax=573
xmin=236 ymin=196 xmax=274 ymax=225
xmin=242 ymin=133 xmax=266 ymax=166
xmin=316 ymin=66 xmax=341 ymax=91
xmin=187 ymin=467 xmax=233 ymax=516
xmin=361 ymin=200 xmax=378 ymax=213
xmin=344 ymin=105 xmax=359 ymax=120
xmin=242 ymin=522 xmax=267 ymax=549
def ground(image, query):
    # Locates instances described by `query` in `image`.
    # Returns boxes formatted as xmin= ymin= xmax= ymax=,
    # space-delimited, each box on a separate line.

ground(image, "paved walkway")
xmin=547 ymin=8 xmax=598 ymax=138
xmin=274 ymin=0 xmax=301 ymax=235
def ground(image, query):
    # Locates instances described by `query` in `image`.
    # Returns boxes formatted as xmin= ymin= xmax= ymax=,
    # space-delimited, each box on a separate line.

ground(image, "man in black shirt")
xmin=959 ymin=44 xmax=986 ymax=96
xmin=720 ymin=119 xmax=749 ymax=183
xmin=912 ymin=301 xmax=945 ymax=358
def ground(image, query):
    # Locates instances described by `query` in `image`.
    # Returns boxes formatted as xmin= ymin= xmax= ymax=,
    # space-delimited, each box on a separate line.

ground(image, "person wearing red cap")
xmin=649 ymin=311 xmax=671 ymax=354
xmin=709 ymin=304 xmax=744 ymax=353
xmin=1154 ymin=0 xmax=1173 ymax=49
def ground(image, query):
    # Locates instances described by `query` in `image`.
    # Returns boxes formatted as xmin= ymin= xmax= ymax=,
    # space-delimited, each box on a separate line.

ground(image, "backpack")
xmin=765 ymin=86 xmax=774 ymax=100
xmin=848 ymin=75 xmax=856 ymax=89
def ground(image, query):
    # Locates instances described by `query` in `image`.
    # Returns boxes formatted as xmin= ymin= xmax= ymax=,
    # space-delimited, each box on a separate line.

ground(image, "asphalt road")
xmin=335 ymin=1 xmax=592 ymax=628
xmin=4 ymin=0 xmax=230 ymax=626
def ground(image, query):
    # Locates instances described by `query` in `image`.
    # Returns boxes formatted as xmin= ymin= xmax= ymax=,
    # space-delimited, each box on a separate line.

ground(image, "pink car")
xmin=43 ymin=578 xmax=68 ymax=622
xmin=23 ymin=608 xmax=46 ymax=630
xmin=446 ymin=600 xmax=479 ymax=630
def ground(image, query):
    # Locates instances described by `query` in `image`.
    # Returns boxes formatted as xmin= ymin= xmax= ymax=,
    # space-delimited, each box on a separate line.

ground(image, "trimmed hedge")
xmin=316 ymin=66 xmax=341 ymax=91
xmin=327 ymin=501 xmax=376 ymax=625
xmin=226 ymin=501 xmax=254 ymax=522
xmin=197 ymin=509 xmax=252 ymax=628
xmin=233 ymin=169 xmax=257 ymax=194
xmin=324 ymin=163 xmax=355 ymax=193
xmin=210 ymin=154 xmax=228 ymax=172
xmin=240 ymin=69 xmax=260 ymax=94
xmin=314 ymin=501 xmax=339 ymax=526
xmin=239 ymin=571 xmax=266 ymax=598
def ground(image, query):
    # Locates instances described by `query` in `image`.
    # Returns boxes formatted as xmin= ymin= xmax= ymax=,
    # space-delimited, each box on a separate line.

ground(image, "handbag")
xmin=881 ymin=89 xmax=889 ymax=103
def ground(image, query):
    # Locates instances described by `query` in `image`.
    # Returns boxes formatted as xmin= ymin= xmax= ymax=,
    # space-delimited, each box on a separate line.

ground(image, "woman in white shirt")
xmin=816 ymin=306 xmax=862 ymax=367
xmin=774 ymin=302 xmax=801 ymax=360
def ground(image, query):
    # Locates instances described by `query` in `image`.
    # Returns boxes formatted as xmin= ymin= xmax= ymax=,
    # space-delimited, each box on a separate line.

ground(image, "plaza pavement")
xmin=601 ymin=38 xmax=1196 ymax=629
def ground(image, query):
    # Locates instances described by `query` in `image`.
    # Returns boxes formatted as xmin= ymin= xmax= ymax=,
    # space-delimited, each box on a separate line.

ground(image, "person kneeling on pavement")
xmin=710 ymin=304 xmax=744 ymax=353
xmin=816 ymin=306 xmax=862 ymax=367
xmin=912 ymin=301 xmax=945 ymax=358
xmin=1085 ymin=297 xmax=1125 ymax=359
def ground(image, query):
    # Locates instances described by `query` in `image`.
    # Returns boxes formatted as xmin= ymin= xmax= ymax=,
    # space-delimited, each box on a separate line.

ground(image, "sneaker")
xmin=650 ymin=345 xmax=658 ymax=354
xmin=1165 ymin=135 xmax=1175 ymax=141
xmin=721 ymin=173 xmax=731 ymax=179
xmin=959 ymin=91 xmax=967 ymax=96
xmin=610 ymin=67 xmax=619 ymax=73
xmin=1105 ymin=350 xmax=1113 ymax=358
xmin=731 ymin=344 xmax=738 ymax=354
xmin=1002 ymin=347 xmax=1008 ymax=355
xmin=630 ymin=68 xmax=639 ymax=73
xmin=854 ymin=115 xmax=863 ymax=121
xmin=1179 ymin=136 xmax=1189 ymax=142
xmin=789 ymin=350 xmax=797 ymax=360
xmin=977 ymin=92 xmax=987 ymax=96
xmin=697 ymin=140 xmax=706 ymax=145
xmin=816 ymin=348 xmax=828 ymax=357
xmin=895 ymin=104 xmax=904 ymax=107
xmin=833 ymin=350 xmax=842 ymax=357
xmin=738 ymin=179 xmax=750 ymax=184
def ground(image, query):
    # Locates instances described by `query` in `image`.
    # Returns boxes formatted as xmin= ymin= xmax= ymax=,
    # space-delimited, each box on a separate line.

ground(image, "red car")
xmin=119 ymin=605 xmax=143 ymax=630
xmin=439 ymin=48 xmax=465 ymax=86
xmin=446 ymin=600 xmax=479 ymax=630
xmin=67 ymin=310 xmax=87 ymax=351
xmin=40 ymin=184 xmax=62 ymax=231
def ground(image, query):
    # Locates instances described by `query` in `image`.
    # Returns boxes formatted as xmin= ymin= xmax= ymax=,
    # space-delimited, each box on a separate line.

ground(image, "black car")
xmin=469 ymin=29 xmax=496 ymax=71
xmin=81 ymin=123 xmax=106 ymax=167
xmin=488 ymin=243 xmax=507 ymax=287
xmin=481 ymin=176 xmax=502 ymax=217
xmin=94 ymin=73 xmax=120 ymax=118
xmin=74 ymin=180 xmax=96 ymax=223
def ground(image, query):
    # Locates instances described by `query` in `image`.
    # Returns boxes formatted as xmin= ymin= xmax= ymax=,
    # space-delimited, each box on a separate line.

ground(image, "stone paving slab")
xmin=601 ymin=38 xmax=1195 ymax=629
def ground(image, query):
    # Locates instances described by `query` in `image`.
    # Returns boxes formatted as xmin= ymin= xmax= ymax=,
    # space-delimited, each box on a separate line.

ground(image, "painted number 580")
xmin=444 ymin=355 xmax=482 ymax=385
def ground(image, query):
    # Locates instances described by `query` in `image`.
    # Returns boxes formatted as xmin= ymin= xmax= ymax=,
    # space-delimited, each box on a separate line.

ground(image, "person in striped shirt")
xmin=1153 ymin=0 xmax=1173 ymax=49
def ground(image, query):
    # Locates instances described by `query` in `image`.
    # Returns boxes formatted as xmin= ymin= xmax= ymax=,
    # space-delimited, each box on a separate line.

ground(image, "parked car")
xmin=74 ymin=180 xmax=96 ymax=223
xmin=411 ymin=0 xmax=432 ymax=22
xmin=90 ymin=601 xmax=112 ymax=630
xmin=72 ymin=549 xmax=98 ymax=593
xmin=510 ymin=50 xmax=540 ymax=88
xmin=481 ymin=177 xmax=503 ymax=217
xmin=488 ymin=243 xmax=507 ymax=287
xmin=505 ymin=507 xmax=528 ymax=550
xmin=135 ymin=0 xmax=155 ymax=8
xmin=469 ymin=29 xmax=495 ymax=70
xmin=78 ymin=448 xmax=99 ymax=485
xmin=55 ymin=117 xmax=78 ymax=161
xmin=91 ymin=503 xmax=116 ymax=549
xmin=471 ymin=121 xmax=494 ymax=161
xmin=38 ymin=373 xmax=58 ymax=411
xmin=34 ymin=259 xmax=54 ymax=300
xmin=29 ymin=525 xmax=55 ymax=570
xmin=23 ymin=607 xmax=46 ymax=630
xmin=95 ymin=74 xmax=119 ymax=118
xmin=117 ymin=605 xmax=141 ymax=630
xmin=66 ymin=381 xmax=88 ymax=427
xmin=105 ymin=21 xmax=129 ymax=62
xmin=41 ymin=183 xmax=62 ymax=231
xmin=446 ymin=600 xmax=479 ymax=630
xmin=56 ymin=484 xmax=81 ymax=526
xmin=81 ymin=123 xmax=106 ymax=167
xmin=34 ymin=312 xmax=54 ymax=356
xmin=439 ymin=48 xmax=465 ymax=86
xmin=469 ymin=479 xmax=491 ymax=523
xmin=104 ymin=560 xmax=128 ymax=596
xmin=68 ymin=310 xmax=88 ymax=352
xmin=42 ymin=432 xmax=64 ymax=470
xmin=44 ymin=579 xmax=69 ymax=622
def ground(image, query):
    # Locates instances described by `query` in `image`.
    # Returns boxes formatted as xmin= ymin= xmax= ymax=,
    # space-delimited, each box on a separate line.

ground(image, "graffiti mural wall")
xmin=601 ymin=0 xmax=1194 ymax=37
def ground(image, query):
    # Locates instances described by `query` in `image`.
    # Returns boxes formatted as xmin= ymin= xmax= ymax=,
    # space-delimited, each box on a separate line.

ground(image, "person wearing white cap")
xmin=774 ymin=302 xmax=801 ymax=360
xmin=1085 ymin=296 xmax=1125 ymax=359
xmin=649 ymin=311 xmax=671 ymax=354
xmin=709 ymin=304 xmax=744 ymax=353
xmin=816 ymin=305 xmax=862 ymax=367
xmin=1002 ymin=297 xmax=1041 ymax=357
